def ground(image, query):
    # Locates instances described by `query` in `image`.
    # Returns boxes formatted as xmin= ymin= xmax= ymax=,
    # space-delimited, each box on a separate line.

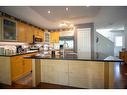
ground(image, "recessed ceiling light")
xmin=65 ymin=8 xmax=69 ymax=11
xmin=48 ymin=10 xmax=51 ymax=14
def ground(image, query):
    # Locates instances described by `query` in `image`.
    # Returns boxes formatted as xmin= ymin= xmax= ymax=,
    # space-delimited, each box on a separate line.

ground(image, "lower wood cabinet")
xmin=119 ymin=51 xmax=127 ymax=63
xmin=11 ymin=53 xmax=34 ymax=81
xmin=11 ymin=56 xmax=23 ymax=81
xmin=23 ymin=58 xmax=32 ymax=75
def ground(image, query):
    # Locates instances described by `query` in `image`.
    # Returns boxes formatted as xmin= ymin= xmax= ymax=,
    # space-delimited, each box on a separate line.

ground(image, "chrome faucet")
xmin=63 ymin=40 xmax=69 ymax=58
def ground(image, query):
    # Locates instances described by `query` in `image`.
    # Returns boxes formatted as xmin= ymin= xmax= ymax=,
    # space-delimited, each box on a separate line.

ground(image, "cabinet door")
xmin=3 ymin=18 xmax=16 ymax=41
xmin=39 ymin=30 xmax=44 ymax=41
xmin=50 ymin=32 xmax=59 ymax=43
xmin=68 ymin=61 xmax=92 ymax=88
xmin=42 ymin=60 xmax=68 ymax=85
xmin=55 ymin=31 xmax=60 ymax=43
xmin=17 ymin=22 xmax=26 ymax=42
xmin=34 ymin=28 xmax=39 ymax=37
xmin=22 ymin=53 xmax=34 ymax=75
xmin=26 ymin=25 xmax=34 ymax=43
xmin=11 ymin=56 xmax=23 ymax=81
xmin=23 ymin=58 xmax=32 ymax=75
xmin=89 ymin=62 xmax=104 ymax=88
xmin=68 ymin=61 xmax=105 ymax=88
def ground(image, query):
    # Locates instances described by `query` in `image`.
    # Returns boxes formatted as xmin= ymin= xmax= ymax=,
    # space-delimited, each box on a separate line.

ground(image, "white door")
xmin=77 ymin=28 xmax=91 ymax=59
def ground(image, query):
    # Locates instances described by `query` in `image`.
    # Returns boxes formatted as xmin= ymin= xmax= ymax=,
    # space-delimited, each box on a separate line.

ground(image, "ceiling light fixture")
xmin=59 ymin=21 xmax=74 ymax=28
xmin=65 ymin=8 xmax=69 ymax=11
xmin=48 ymin=10 xmax=51 ymax=14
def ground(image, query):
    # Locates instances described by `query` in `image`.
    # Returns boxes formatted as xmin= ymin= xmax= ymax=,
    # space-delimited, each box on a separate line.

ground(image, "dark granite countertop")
xmin=0 ymin=50 xmax=38 ymax=57
xmin=24 ymin=54 xmax=123 ymax=62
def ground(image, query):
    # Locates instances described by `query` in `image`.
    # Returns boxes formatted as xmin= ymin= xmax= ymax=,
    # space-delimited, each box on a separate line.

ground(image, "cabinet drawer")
xmin=11 ymin=56 xmax=23 ymax=63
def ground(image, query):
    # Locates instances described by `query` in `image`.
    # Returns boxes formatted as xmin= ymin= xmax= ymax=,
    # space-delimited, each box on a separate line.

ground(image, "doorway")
xmin=77 ymin=28 xmax=91 ymax=59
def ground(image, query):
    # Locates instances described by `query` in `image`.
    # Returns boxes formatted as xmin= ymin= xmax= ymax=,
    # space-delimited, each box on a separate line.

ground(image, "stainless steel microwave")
xmin=33 ymin=35 xmax=43 ymax=44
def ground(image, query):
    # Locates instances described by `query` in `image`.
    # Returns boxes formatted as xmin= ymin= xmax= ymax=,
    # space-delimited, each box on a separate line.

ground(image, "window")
xmin=115 ymin=36 xmax=123 ymax=47
xmin=59 ymin=40 xmax=74 ymax=49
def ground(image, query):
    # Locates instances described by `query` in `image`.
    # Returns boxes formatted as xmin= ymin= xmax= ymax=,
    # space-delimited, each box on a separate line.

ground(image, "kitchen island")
xmin=26 ymin=55 xmax=123 ymax=89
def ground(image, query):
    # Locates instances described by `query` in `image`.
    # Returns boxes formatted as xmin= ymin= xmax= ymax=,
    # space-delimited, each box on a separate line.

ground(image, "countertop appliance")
xmin=33 ymin=35 xmax=43 ymax=44
xmin=16 ymin=45 xmax=24 ymax=54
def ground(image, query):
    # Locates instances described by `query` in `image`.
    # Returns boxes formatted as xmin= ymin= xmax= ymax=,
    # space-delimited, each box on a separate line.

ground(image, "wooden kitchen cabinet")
xmin=119 ymin=52 xmax=124 ymax=59
xmin=25 ymin=25 xmax=34 ymax=43
xmin=11 ymin=56 xmax=24 ymax=81
xmin=124 ymin=52 xmax=127 ymax=64
xmin=23 ymin=59 xmax=32 ymax=74
xmin=50 ymin=31 xmax=59 ymax=43
xmin=17 ymin=22 xmax=26 ymax=42
xmin=41 ymin=60 xmax=68 ymax=85
xmin=33 ymin=28 xmax=39 ymax=37
xmin=1 ymin=16 xmax=44 ymax=43
xmin=17 ymin=22 xmax=44 ymax=43
xmin=11 ymin=53 xmax=36 ymax=81
xmin=119 ymin=51 xmax=127 ymax=63
xmin=38 ymin=29 xmax=44 ymax=40
xmin=22 ymin=54 xmax=33 ymax=75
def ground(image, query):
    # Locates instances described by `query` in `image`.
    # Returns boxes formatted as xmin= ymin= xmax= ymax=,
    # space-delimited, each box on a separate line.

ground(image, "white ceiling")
xmin=30 ymin=6 xmax=100 ymax=22
xmin=0 ymin=6 xmax=100 ymax=29
xmin=0 ymin=6 xmax=127 ymax=30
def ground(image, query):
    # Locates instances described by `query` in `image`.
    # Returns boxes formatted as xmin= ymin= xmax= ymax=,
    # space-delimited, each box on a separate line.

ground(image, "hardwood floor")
xmin=36 ymin=82 xmax=82 ymax=89
xmin=114 ymin=62 xmax=127 ymax=88
xmin=1 ymin=62 xmax=127 ymax=89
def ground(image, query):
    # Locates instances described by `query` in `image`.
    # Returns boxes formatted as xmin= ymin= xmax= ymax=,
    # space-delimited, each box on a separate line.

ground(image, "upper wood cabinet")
xmin=17 ymin=21 xmax=44 ymax=43
xmin=0 ymin=18 xmax=17 ymax=41
xmin=25 ymin=25 xmax=34 ymax=43
xmin=33 ymin=28 xmax=39 ymax=37
xmin=50 ymin=31 xmax=60 ymax=43
xmin=0 ymin=17 xmax=44 ymax=43
xmin=17 ymin=22 xmax=26 ymax=42
xmin=33 ymin=28 xmax=44 ymax=41
xmin=38 ymin=29 xmax=44 ymax=40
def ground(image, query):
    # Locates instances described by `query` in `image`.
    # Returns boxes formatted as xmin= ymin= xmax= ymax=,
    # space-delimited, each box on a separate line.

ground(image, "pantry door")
xmin=77 ymin=28 xmax=91 ymax=59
